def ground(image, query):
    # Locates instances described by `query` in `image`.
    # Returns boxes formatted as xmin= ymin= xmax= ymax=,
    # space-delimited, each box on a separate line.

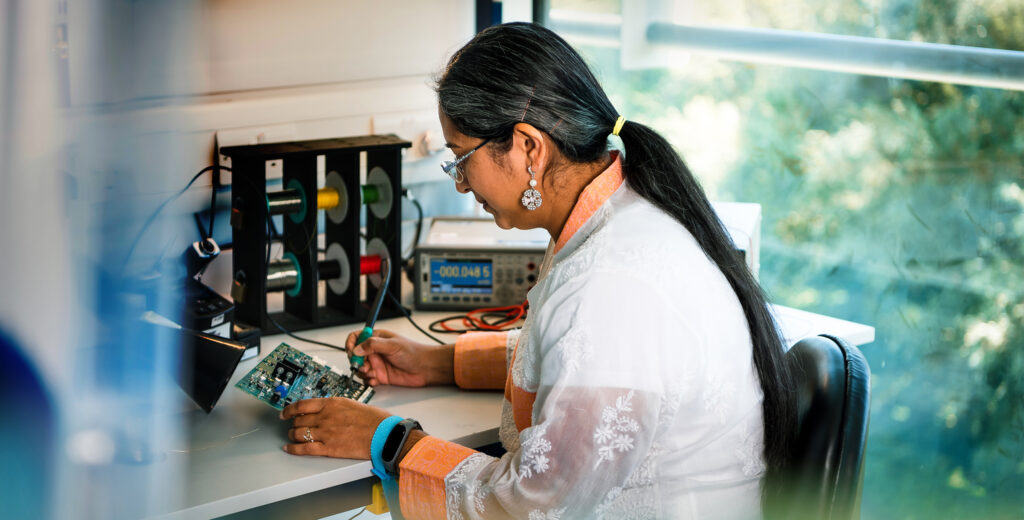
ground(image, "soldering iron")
xmin=350 ymin=256 xmax=392 ymax=378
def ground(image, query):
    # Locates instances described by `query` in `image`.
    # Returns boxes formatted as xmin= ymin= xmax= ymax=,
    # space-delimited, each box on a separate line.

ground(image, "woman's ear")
xmin=512 ymin=122 xmax=551 ymax=173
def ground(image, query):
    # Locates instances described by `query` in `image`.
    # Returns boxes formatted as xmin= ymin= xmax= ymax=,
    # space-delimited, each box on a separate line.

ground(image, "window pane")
xmin=670 ymin=0 xmax=1021 ymax=50
xmin=548 ymin=1 xmax=1024 ymax=517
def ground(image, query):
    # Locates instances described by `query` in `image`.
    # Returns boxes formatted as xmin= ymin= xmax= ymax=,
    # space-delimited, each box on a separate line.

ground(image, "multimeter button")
xmin=473 ymin=297 xmax=481 ymax=302
xmin=432 ymin=296 xmax=439 ymax=301
xmin=484 ymin=297 xmax=492 ymax=302
xmin=422 ymin=273 xmax=428 ymax=282
xmin=442 ymin=296 xmax=450 ymax=301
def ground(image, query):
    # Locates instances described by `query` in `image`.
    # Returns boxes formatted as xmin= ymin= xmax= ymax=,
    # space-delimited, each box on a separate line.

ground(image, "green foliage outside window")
xmin=554 ymin=0 xmax=1024 ymax=517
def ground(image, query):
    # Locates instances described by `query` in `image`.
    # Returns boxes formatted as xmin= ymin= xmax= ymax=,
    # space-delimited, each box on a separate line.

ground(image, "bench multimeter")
xmin=413 ymin=217 xmax=548 ymax=311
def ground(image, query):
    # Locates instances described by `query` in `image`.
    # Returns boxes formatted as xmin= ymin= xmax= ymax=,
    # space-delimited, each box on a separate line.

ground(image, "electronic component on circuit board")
xmin=235 ymin=342 xmax=374 ymax=410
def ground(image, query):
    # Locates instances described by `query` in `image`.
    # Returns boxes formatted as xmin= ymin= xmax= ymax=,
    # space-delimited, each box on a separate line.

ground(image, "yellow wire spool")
xmin=317 ymin=187 xmax=340 ymax=210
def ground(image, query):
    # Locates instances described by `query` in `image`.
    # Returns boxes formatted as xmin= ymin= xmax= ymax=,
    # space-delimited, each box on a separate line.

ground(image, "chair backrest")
xmin=781 ymin=334 xmax=871 ymax=520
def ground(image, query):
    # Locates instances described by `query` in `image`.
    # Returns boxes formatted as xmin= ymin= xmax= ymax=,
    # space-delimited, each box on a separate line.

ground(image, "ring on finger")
xmin=303 ymin=427 xmax=314 ymax=443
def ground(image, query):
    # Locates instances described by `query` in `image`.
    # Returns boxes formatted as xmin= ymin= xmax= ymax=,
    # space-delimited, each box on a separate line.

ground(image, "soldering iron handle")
xmin=351 ymin=258 xmax=391 ymax=375
xmin=356 ymin=326 xmax=374 ymax=345
xmin=350 ymin=326 xmax=374 ymax=370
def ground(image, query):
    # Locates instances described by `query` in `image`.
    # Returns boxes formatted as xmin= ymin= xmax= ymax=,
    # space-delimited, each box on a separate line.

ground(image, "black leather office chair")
xmin=780 ymin=334 xmax=871 ymax=520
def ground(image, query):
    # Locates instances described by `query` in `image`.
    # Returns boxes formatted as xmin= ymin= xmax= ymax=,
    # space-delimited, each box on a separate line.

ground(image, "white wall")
xmin=69 ymin=0 xmax=474 ymax=165
xmin=65 ymin=0 xmax=479 ymax=278
xmin=69 ymin=0 xmax=476 ymax=103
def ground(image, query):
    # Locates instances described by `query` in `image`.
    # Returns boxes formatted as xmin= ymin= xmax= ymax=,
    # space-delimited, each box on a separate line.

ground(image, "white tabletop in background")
xmin=152 ymin=305 xmax=873 ymax=519
xmin=772 ymin=304 xmax=875 ymax=347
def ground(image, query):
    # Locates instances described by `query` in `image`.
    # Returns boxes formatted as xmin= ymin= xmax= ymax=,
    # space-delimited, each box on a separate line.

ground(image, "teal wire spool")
xmin=265 ymin=179 xmax=308 ymax=224
xmin=266 ymin=252 xmax=303 ymax=297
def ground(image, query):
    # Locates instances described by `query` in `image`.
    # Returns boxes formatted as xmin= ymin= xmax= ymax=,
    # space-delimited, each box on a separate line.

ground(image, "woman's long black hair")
xmin=436 ymin=22 xmax=796 ymax=506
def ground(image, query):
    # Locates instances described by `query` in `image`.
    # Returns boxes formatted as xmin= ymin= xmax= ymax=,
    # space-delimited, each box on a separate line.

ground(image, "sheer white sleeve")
xmin=442 ymin=272 xmax=686 ymax=520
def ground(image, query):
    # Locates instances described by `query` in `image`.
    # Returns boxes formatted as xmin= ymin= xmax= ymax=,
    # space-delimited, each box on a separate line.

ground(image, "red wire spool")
xmin=360 ymin=255 xmax=382 ymax=276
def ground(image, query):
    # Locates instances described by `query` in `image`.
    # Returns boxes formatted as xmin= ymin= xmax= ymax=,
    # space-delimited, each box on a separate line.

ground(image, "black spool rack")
xmin=222 ymin=134 xmax=411 ymax=336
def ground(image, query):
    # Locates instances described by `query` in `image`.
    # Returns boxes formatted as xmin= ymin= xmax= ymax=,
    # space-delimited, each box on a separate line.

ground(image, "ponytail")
xmin=617 ymin=120 xmax=796 ymax=503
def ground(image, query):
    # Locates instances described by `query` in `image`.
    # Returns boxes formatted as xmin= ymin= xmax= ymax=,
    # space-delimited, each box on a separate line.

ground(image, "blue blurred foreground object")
xmin=0 ymin=328 xmax=56 ymax=519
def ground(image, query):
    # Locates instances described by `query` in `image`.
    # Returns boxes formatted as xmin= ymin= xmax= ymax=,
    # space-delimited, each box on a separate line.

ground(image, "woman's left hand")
xmin=280 ymin=397 xmax=391 ymax=458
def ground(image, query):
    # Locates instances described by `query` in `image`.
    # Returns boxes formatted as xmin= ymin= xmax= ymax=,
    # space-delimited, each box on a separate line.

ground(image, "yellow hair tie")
xmin=611 ymin=116 xmax=626 ymax=136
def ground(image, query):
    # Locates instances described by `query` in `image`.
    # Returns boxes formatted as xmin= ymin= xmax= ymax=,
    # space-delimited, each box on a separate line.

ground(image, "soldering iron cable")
xmin=349 ymin=256 xmax=392 ymax=374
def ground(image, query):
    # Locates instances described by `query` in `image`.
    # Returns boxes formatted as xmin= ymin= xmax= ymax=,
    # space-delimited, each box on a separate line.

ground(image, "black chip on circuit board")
xmin=273 ymin=358 xmax=303 ymax=384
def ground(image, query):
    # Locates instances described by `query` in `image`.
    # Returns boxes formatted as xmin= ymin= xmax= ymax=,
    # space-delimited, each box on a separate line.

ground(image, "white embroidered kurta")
xmin=398 ymin=153 xmax=765 ymax=519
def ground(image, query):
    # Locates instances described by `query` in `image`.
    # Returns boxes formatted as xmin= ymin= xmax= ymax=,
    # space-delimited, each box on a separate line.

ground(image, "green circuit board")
xmin=235 ymin=342 xmax=374 ymax=410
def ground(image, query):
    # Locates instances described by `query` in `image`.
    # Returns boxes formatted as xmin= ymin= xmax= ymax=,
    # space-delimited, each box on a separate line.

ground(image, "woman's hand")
xmin=347 ymin=329 xmax=455 ymax=387
xmin=280 ymin=397 xmax=389 ymax=458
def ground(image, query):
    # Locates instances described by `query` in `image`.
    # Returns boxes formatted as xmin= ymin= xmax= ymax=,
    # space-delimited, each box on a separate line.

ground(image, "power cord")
xmin=122 ymin=164 xmax=231 ymax=271
xmin=194 ymin=171 xmax=226 ymax=242
xmin=401 ymin=188 xmax=424 ymax=260
xmin=401 ymin=188 xmax=424 ymax=285
xmin=265 ymin=314 xmax=350 ymax=353
xmin=385 ymin=291 xmax=446 ymax=345
xmin=207 ymin=166 xmax=220 ymax=240
xmin=193 ymin=213 xmax=207 ymax=240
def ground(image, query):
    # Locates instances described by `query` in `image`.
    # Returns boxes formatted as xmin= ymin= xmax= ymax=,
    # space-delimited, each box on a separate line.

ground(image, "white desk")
xmin=772 ymin=304 xmax=875 ymax=347
xmin=153 ymin=305 xmax=873 ymax=520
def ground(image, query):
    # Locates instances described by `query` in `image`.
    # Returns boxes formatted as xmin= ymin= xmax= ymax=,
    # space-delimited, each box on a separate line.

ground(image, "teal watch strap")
xmin=370 ymin=415 xmax=404 ymax=519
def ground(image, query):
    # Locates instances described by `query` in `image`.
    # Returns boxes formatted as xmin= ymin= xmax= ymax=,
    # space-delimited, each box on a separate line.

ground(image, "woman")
xmin=280 ymin=22 xmax=795 ymax=519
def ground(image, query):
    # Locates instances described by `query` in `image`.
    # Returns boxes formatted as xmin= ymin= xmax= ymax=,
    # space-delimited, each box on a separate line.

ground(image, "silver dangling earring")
xmin=521 ymin=166 xmax=542 ymax=210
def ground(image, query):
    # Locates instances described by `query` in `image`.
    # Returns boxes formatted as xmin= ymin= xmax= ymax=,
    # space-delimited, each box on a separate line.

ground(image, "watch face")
xmin=381 ymin=419 xmax=422 ymax=475
xmin=382 ymin=424 xmax=406 ymax=461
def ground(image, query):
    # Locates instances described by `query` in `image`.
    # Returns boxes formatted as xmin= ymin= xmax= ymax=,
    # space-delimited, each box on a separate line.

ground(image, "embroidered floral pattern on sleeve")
xmin=702 ymin=370 xmax=729 ymax=424
xmin=625 ymin=446 xmax=659 ymax=488
xmin=736 ymin=426 xmax=767 ymax=477
xmin=594 ymin=390 xmax=641 ymax=468
xmin=554 ymin=326 xmax=590 ymax=378
xmin=512 ymin=314 xmax=539 ymax=390
xmin=595 ymin=486 xmax=657 ymax=520
xmin=528 ymin=507 xmax=566 ymax=520
xmin=518 ymin=423 xmax=553 ymax=480
xmin=444 ymin=453 xmax=493 ymax=520
xmin=595 ymin=445 xmax=660 ymax=519
xmin=656 ymin=392 xmax=682 ymax=437
xmin=471 ymin=482 xmax=492 ymax=514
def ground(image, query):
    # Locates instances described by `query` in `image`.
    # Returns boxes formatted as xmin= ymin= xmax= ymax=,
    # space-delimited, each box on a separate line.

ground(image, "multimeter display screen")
xmin=430 ymin=259 xmax=493 ymax=294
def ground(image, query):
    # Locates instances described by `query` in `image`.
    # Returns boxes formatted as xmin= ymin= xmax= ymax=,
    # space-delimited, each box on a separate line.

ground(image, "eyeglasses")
xmin=440 ymin=139 xmax=490 ymax=183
